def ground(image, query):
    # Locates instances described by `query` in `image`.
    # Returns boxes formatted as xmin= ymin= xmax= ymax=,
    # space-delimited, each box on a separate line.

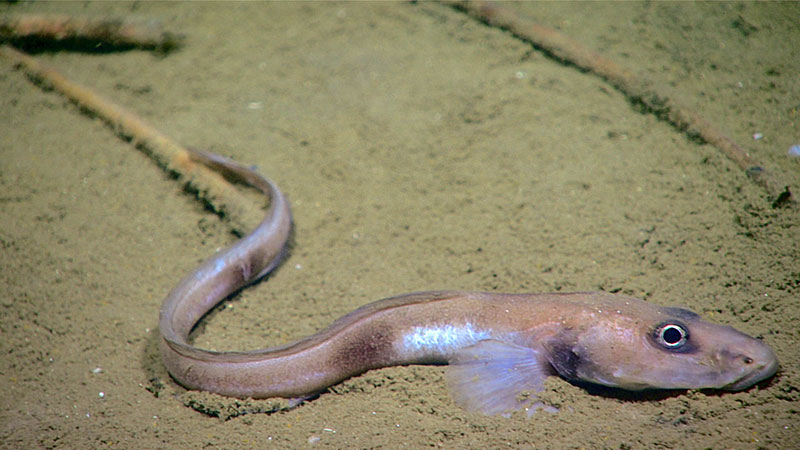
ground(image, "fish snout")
xmin=719 ymin=338 xmax=779 ymax=390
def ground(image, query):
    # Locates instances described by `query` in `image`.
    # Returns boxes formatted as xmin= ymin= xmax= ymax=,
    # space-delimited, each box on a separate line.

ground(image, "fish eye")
xmin=657 ymin=323 xmax=688 ymax=348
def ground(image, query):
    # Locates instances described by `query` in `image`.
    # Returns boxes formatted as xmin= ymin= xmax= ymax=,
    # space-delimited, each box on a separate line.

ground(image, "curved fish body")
xmin=159 ymin=150 xmax=778 ymax=416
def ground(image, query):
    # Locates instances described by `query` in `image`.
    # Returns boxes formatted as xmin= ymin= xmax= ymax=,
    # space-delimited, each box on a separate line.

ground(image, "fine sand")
xmin=2 ymin=2 xmax=798 ymax=449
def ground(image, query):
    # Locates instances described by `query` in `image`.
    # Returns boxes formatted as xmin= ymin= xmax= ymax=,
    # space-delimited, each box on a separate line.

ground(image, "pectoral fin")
xmin=445 ymin=340 xmax=558 ymax=417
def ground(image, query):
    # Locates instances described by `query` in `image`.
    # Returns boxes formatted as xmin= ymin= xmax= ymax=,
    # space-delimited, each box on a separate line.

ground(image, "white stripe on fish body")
xmin=399 ymin=322 xmax=493 ymax=358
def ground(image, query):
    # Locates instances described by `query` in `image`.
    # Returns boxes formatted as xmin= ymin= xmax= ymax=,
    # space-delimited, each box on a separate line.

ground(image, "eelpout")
xmin=159 ymin=150 xmax=778 ymax=415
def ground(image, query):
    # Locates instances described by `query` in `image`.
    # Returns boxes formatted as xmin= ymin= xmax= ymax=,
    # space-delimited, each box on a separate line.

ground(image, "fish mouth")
xmin=723 ymin=354 xmax=779 ymax=391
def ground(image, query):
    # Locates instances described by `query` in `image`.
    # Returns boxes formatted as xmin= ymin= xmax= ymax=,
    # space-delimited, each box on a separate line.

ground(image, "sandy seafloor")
xmin=1 ymin=2 xmax=799 ymax=449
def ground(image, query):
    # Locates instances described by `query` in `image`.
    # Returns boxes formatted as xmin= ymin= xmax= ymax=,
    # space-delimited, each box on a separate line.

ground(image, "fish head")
xmin=545 ymin=297 xmax=778 ymax=391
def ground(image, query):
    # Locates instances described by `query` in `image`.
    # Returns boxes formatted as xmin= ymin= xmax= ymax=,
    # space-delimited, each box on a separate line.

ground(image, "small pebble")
xmin=788 ymin=144 xmax=800 ymax=158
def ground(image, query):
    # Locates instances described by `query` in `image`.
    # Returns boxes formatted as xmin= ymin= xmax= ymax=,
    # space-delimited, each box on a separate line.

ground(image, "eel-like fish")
xmin=159 ymin=150 xmax=778 ymax=416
